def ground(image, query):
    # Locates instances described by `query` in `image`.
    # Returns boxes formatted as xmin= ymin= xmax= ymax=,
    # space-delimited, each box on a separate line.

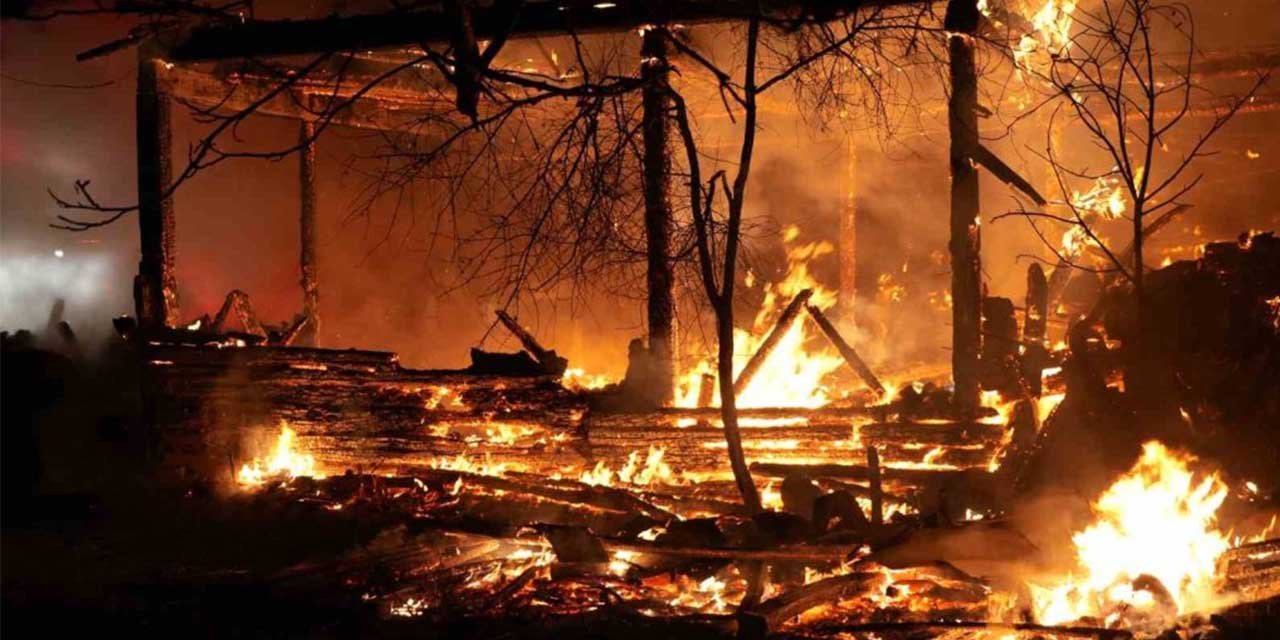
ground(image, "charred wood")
xmin=495 ymin=310 xmax=568 ymax=375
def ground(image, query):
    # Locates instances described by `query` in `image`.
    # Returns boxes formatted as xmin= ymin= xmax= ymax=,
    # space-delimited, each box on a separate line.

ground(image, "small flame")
xmin=760 ymin=480 xmax=783 ymax=510
xmin=237 ymin=423 xmax=320 ymax=486
xmin=579 ymin=446 xmax=674 ymax=487
xmin=562 ymin=368 xmax=614 ymax=390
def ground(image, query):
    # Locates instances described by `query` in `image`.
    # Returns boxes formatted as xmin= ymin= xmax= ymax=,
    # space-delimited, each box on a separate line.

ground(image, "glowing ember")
xmin=667 ymin=574 xmax=731 ymax=613
xmin=1266 ymin=296 xmax=1280 ymax=332
xmin=425 ymin=386 xmax=469 ymax=410
xmin=431 ymin=453 xmax=512 ymax=477
xmin=1037 ymin=392 xmax=1066 ymax=424
xmin=237 ymin=423 xmax=320 ymax=486
xmin=760 ymin=480 xmax=783 ymax=510
xmin=1031 ymin=442 xmax=1232 ymax=630
xmin=389 ymin=597 xmax=428 ymax=617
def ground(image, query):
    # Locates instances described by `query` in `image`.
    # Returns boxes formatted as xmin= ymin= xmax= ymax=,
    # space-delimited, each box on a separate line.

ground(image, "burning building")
xmin=2 ymin=0 xmax=1279 ymax=638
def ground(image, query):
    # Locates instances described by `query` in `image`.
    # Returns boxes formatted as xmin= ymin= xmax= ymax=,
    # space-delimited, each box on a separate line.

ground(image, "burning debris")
xmin=6 ymin=0 xmax=1280 ymax=637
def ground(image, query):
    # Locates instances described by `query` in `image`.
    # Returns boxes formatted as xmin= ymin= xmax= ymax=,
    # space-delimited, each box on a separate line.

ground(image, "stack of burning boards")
xmin=140 ymin=365 xmax=1279 ymax=636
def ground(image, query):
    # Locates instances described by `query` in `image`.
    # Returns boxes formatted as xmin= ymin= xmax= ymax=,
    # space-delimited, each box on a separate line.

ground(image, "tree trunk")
xmin=641 ymin=28 xmax=675 ymax=406
xmin=299 ymin=120 xmax=320 ymax=347
xmin=135 ymin=43 xmax=179 ymax=328
xmin=945 ymin=0 xmax=982 ymax=413
xmin=717 ymin=308 xmax=762 ymax=513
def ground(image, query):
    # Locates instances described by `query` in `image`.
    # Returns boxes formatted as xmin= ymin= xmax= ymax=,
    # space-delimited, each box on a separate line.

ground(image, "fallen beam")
xmin=737 ymin=571 xmax=882 ymax=639
xmin=751 ymin=461 xmax=962 ymax=485
xmin=972 ymin=143 xmax=1047 ymax=206
xmin=496 ymin=310 xmax=568 ymax=374
xmin=600 ymin=539 xmax=858 ymax=562
xmin=805 ymin=303 xmax=885 ymax=396
xmin=813 ymin=621 xmax=1133 ymax=640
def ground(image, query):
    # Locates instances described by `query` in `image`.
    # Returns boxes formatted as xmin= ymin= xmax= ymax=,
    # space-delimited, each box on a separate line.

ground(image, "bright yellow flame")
xmin=425 ymin=385 xmax=469 ymax=410
xmin=1037 ymin=392 xmax=1065 ymax=424
xmin=1008 ymin=0 xmax=1078 ymax=74
xmin=675 ymin=226 xmax=845 ymax=409
xmin=1032 ymin=441 xmax=1232 ymax=626
xmin=579 ymin=446 xmax=674 ymax=487
xmin=237 ymin=423 xmax=320 ymax=486
xmin=562 ymin=367 xmax=614 ymax=390
xmin=760 ymin=480 xmax=783 ymax=511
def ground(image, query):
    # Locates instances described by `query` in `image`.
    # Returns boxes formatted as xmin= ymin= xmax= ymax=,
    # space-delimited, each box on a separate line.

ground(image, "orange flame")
xmin=675 ymin=226 xmax=845 ymax=408
xmin=1032 ymin=441 xmax=1232 ymax=627
xmin=237 ymin=423 xmax=320 ymax=486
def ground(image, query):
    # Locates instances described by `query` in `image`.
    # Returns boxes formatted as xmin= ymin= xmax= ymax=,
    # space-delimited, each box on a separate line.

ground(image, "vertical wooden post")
xmin=838 ymin=136 xmax=858 ymax=324
xmin=299 ymin=120 xmax=320 ymax=347
xmin=1023 ymin=263 xmax=1048 ymax=344
xmin=641 ymin=27 xmax=675 ymax=405
xmin=946 ymin=0 xmax=982 ymax=413
xmin=135 ymin=43 xmax=179 ymax=329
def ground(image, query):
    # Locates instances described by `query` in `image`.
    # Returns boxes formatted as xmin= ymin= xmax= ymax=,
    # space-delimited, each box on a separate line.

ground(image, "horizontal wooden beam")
xmin=162 ymin=63 xmax=452 ymax=130
xmin=166 ymin=0 xmax=913 ymax=62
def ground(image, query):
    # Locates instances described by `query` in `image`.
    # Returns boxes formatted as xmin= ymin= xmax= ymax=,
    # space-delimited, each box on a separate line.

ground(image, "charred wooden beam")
xmin=734 ymin=289 xmax=814 ymax=396
xmin=211 ymin=290 xmax=267 ymax=337
xmin=737 ymin=571 xmax=882 ymax=639
xmin=299 ymin=120 xmax=320 ymax=347
xmin=161 ymin=63 xmax=449 ymax=131
xmin=814 ymin=621 xmax=1133 ymax=639
xmin=642 ymin=27 xmax=675 ymax=406
xmin=135 ymin=45 xmax=180 ymax=328
xmin=424 ymin=468 xmax=676 ymax=522
xmin=946 ymin=0 xmax=983 ymax=413
xmin=601 ymin=539 xmax=857 ymax=562
xmin=972 ymin=143 xmax=1047 ymax=206
xmin=495 ymin=310 xmax=568 ymax=374
xmin=167 ymin=1 xmax=914 ymax=62
xmin=751 ymin=461 xmax=961 ymax=485
xmin=805 ymin=303 xmax=884 ymax=396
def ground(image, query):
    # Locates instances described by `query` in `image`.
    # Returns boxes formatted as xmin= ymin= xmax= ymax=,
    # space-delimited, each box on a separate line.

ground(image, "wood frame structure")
xmin=125 ymin=0 xmax=1113 ymax=406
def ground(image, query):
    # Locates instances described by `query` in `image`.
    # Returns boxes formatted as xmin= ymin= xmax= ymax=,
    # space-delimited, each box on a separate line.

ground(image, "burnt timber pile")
xmin=142 ymin=336 xmax=585 ymax=483
xmin=141 ymin=329 xmax=999 ymax=496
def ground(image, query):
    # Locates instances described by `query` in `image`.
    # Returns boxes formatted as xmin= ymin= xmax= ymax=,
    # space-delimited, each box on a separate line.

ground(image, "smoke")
xmin=0 ymin=249 xmax=123 ymax=345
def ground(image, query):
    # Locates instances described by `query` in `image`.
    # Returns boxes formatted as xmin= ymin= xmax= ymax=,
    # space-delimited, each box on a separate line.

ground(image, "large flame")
xmin=675 ymin=226 xmax=845 ymax=409
xmin=1032 ymin=441 xmax=1232 ymax=628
